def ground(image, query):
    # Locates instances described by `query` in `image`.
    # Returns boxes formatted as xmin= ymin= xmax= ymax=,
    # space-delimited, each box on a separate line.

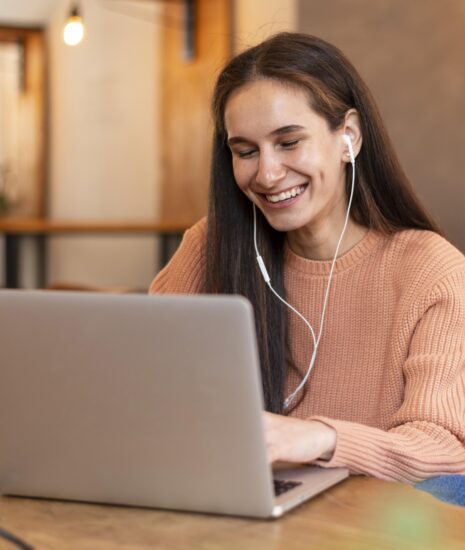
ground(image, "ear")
xmin=341 ymin=109 xmax=362 ymax=163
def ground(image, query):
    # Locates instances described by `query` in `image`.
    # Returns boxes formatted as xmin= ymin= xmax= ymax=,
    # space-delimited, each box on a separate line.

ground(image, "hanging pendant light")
xmin=63 ymin=3 xmax=85 ymax=47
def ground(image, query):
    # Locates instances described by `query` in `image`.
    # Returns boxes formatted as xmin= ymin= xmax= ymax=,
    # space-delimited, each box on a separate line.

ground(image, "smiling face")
xmin=224 ymin=78 xmax=350 ymax=239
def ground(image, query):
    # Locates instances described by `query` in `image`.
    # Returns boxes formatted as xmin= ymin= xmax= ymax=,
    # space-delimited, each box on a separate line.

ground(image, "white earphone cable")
xmin=284 ymin=156 xmax=356 ymax=407
xmin=253 ymin=144 xmax=356 ymax=409
xmin=253 ymin=205 xmax=317 ymax=351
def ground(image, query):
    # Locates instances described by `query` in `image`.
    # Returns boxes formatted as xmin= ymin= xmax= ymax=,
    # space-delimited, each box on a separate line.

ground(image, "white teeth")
xmin=266 ymin=185 xmax=306 ymax=203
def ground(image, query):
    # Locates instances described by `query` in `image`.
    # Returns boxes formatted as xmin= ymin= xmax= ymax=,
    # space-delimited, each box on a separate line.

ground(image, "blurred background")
xmin=0 ymin=0 xmax=463 ymax=290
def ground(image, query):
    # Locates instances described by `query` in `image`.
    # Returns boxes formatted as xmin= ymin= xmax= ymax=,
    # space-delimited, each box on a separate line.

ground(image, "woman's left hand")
xmin=263 ymin=412 xmax=337 ymax=464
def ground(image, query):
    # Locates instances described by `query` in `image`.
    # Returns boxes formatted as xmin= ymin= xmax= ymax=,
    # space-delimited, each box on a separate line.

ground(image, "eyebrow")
xmin=227 ymin=125 xmax=306 ymax=146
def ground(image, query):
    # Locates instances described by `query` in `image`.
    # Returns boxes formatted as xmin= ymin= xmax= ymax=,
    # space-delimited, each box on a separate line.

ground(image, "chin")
xmin=263 ymin=214 xmax=305 ymax=233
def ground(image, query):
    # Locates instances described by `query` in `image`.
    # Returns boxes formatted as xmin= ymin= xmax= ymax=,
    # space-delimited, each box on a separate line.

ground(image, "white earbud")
xmin=342 ymin=134 xmax=355 ymax=165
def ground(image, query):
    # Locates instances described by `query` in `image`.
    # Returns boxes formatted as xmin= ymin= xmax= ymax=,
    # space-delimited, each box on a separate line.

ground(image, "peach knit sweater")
xmin=149 ymin=218 xmax=465 ymax=483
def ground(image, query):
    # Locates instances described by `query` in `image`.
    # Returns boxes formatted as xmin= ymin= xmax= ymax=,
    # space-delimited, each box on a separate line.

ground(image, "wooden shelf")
xmin=0 ymin=218 xmax=194 ymax=234
xmin=0 ymin=218 xmax=195 ymax=288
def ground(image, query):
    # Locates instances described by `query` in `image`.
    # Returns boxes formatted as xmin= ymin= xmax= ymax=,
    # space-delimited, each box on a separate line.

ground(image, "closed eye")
xmin=280 ymin=139 xmax=300 ymax=149
xmin=236 ymin=149 xmax=257 ymax=158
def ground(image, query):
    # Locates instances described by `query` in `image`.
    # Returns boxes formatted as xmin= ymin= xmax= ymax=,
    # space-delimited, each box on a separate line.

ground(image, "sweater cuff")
xmin=310 ymin=416 xmax=378 ymax=476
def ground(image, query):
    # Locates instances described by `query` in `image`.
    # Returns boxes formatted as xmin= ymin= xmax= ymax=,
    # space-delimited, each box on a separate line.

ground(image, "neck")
xmin=287 ymin=218 xmax=368 ymax=261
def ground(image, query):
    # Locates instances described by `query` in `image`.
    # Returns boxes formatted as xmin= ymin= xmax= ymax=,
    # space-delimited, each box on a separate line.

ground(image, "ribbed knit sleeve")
xmin=149 ymin=219 xmax=465 ymax=483
xmin=312 ymin=265 xmax=465 ymax=483
xmin=149 ymin=218 xmax=206 ymax=295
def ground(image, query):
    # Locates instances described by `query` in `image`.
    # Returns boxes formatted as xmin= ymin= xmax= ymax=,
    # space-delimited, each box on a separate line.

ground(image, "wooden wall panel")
xmin=0 ymin=27 xmax=46 ymax=218
xmin=160 ymin=0 xmax=231 ymax=222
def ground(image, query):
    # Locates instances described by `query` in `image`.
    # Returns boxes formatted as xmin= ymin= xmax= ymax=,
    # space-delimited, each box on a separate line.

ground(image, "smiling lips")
xmin=264 ymin=184 xmax=307 ymax=204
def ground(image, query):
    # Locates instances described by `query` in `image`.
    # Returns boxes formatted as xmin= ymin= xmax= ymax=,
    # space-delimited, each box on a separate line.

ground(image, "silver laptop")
xmin=0 ymin=290 xmax=348 ymax=518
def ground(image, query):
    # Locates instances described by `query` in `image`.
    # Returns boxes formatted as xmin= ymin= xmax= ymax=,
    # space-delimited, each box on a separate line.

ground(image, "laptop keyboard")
xmin=273 ymin=479 xmax=303 ymax=497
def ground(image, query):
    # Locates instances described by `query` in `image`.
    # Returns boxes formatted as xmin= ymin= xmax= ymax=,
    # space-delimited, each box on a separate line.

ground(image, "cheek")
xmin=289 ymin=146 xmax=322 ymax=175
xmin=306 ymin=149 xmax=341 ymax=184
xmin=232 ymin=160 xmax=252 ymax=191
xmin=292 ymin=147 xmax=313 ymax=164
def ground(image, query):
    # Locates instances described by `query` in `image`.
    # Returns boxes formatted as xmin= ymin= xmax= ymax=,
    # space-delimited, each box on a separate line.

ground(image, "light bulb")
xmin=63 ymin=7 xmax=85 ymax=46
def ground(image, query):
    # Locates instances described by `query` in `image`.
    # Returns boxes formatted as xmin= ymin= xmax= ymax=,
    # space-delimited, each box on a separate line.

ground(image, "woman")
xmin=150 ymin=33 xmax=465 ymax=483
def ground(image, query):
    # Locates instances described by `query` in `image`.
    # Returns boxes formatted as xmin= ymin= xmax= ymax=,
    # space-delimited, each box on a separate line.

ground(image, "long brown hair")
xmin=206 ymin=33 xmax=440 ymax=413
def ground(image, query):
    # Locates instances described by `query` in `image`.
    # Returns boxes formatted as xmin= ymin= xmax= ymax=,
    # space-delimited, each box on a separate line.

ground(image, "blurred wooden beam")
xmin=160 ymin=0 xmax=231 ymax=222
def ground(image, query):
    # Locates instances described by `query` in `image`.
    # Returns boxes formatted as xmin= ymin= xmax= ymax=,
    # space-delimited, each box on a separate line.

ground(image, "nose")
xmin=255 ymin=151 xmax=286 ymax=189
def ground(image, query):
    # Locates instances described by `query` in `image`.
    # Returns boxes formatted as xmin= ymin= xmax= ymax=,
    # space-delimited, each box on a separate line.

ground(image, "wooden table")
xmin=0 ymin=478 xmax=464 ymax=549
xmin=0 ymin=219 xmax=193 ymax=289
